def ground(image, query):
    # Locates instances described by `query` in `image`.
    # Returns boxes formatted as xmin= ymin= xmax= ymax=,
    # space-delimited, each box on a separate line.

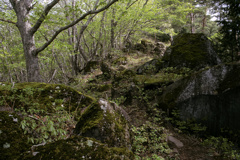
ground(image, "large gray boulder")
xmin=158 ymin=63 xmax=240 ymax=134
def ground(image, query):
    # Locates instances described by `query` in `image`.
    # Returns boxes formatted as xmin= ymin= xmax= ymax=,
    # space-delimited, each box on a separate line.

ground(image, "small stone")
xmin=3 ymin=142 xmax=10 ymax=149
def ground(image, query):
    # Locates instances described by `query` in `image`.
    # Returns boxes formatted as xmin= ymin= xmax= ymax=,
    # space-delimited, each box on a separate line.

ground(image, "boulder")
xmin=0 ymin=82 xmax=94 ymax=117
xmin=21 ymin=136 xmax=134 ymax=160
xmin=74 ymin=98 xmax=132 ymax=148
xmin=162 ymin=33 xmax=221 ymax=70
xmin=158 ymin=63 xmax=240 ymax=135
xmin=0 ymin=112 xmax=31 ymax=160
xmin=0 ymin=83 xmax=133 ymax=159
xmin=136 ymin=59 xmax=165 ymax=75
xmin=81 ymin=61 xmax=100 ymax=75
xmin=112 ymin=57 xmax=127 ymax=66
xmin=100 ymin=62 xmax=116 ymax=79
xmin=153 ymin=42 xmax=166 ymax=56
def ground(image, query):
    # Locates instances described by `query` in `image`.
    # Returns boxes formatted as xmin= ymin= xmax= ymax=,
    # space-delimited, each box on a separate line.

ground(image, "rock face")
xmin=22 ymin=136 xmax=134 ymax=160
xmin=158 ymin=63 xmax=240 ymax=135
xmin=74 ymin=98 xmax=131 ymax=148
xmin=137 ymin=33 xmax=220 ymax=75
xmin=163 ymin=33 xmax=221 ymax=70
xmin=0 ymin=83 xmax=133 ymax=159
xmin=134 ymin=39 xmax=166 ymax=56
xmin=0 ymin=112 xmax=31 ymax=160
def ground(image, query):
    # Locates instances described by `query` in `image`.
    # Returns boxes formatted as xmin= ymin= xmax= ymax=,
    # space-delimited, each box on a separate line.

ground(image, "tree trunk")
xmin=190 ymin=13 xmax=195 ymax=33
xmin=10 ymin=0 xmax=42 ymax=82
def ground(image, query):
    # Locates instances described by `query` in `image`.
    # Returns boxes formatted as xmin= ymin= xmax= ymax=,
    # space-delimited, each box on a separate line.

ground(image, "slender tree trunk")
xmin=111 ymin=9 xmax=117 ymax=48
xmin=190 ymin=13 xmax=195 ymax=33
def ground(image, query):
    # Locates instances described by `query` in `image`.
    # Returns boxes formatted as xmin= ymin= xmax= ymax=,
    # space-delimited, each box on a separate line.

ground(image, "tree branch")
xmin=30 ymin=0 xmax=60 ymax=35
xmin=33 ymin=0 xmax=118 ymax=56
xmin=0 ymin=18 xmax=17 ymax=25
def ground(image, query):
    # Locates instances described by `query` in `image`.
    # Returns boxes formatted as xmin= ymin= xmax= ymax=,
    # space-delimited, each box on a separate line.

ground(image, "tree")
xmin=0 ymin=0 xmax=118 ymax=82
xmin=217 ymin=0 xmax=240 ymax=61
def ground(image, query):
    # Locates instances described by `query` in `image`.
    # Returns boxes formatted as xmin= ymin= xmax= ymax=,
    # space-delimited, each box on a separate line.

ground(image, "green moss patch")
xmin=0 ymin=82 xmax=94 ymax=116
xmin=0 ymin=111 xmax=31 ymax=160
xmin=163 ymin=33 xmax=220 ymax=70
xmin=21 ymin=136 xmax=134 ymax=160
xmin=74 ymin=99 xmax=131 ymax=148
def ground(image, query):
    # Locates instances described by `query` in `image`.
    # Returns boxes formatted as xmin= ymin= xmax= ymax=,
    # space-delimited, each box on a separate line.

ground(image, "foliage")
xmin=0 ymin=83 xmax=76 ymax=144
xmin=167 ymin=109 xmax=207 ymax=135
xmin=216 ymin=0 xmax=240 ymax=62
xmin=132 ymin=121 xmax=173 ymax=160
xmin=15 ymin=104 xmax=75 ymax=144
xmin=202 ymin=136 xmax=240 ymax=159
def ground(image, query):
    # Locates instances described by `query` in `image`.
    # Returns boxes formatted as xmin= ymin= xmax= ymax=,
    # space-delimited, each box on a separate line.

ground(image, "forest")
xmin=0 ymin=0 xmax=240 ymax=159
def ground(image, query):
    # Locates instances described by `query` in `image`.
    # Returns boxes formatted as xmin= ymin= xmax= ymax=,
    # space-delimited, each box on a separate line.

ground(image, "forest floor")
xmin=71 ymin=51 xmax=237 ymax=160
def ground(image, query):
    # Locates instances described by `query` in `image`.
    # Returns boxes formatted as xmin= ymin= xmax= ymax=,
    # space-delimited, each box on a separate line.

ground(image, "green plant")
xmin=202 ymin=136 xmax=240 ymax=159
xmin=15 ymin=99 xmax=76 ymax=144
xmin=113 ymin=96 xmax=127 ymax=105
xmin=132 ymin=121 xmax=172 ymax=159
xmin=167 ymin=109 xmax=207 ymax=135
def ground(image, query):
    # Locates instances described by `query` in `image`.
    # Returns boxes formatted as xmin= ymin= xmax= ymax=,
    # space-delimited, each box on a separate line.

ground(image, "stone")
xmin=136 ymin=59 xmax=165 ymax=75
xmin=0 ymin=112 xmax=31 ymax=160
xmin=21 ymin=136 xmax=134 ymax=160
xmin=163 ymin=33 xmax=221 ymax=70
xmin=0 ymin=82 xmax=94 ymax=117
xmin=167 ymin=136 xmax=184 ymax=148
xmin=74 ymin=98 xmax=132 ymax=148
xmin=158 ymin=63 xmax=240 ymax=135
xmin=81 ymin=61 xmax=100 ymax=75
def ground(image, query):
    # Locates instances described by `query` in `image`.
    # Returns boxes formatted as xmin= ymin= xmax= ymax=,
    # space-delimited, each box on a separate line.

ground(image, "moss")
xmin=112 ymin=57 xmax=127 ymax=65
xmin=82 ymin=61 xmax=100 ymax=74
xmin=158 ymin=76 xmax=190 ymax=109
xmin=21 ymin=136 xmax=134 ymax=160
xmin=163 ymin=33 xmax=217 ymax=70
xmin=0 ymin=111 xmax=31 ymax=160
xmin=87 ymin=83 xmax=112 ymax=92
xmin=74 ymin=102 xmax=103 ymax=135
xmin=0 ymin=82 xmax=95 ymax=116
xmin=74 ymin=100 xmax=131 ymax=148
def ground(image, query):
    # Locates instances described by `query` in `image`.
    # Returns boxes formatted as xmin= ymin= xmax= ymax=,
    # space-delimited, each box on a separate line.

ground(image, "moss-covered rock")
xmin=112 ymin=57 xmax=127 ymax=66
xmin=163 ymin=33 xmax=221 ymax=70
xmin=136 ymin=59 xmax=165 ymax=75
xmin=21 ymin=136 xmax=133 ymax=160
xmin=0 ymin=82 xmax=95 ymax=117
xmin=0 ymin=111 xmax=31 ymax=160
xmin=74 ymin=99 xmax=131 ymax=148
xmin=158 ymin=63 xmax=240 ymax=135
xmin=81 ymin=61 xmax=100 ymax=75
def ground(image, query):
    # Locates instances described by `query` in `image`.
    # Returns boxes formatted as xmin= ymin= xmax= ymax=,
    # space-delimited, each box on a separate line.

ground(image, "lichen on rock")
xmin=74 ymin=98 xmax=132 ymax=148
xmin=162 ymin=33 xmax=221 ymax=70
xmin=0 ymin=111 xmax=31 ymax=160
xmin=21 ymin=136 xmax=134 ymax=160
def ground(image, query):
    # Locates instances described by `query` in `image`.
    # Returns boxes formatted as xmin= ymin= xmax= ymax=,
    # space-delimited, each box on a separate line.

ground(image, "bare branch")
xmin=30 ymin=0 xmax=60 ymax=35
xmin=34 ymin=0 xmax=118 ymax=55
xmin=0 ymin=18 xmax=16 ymax=25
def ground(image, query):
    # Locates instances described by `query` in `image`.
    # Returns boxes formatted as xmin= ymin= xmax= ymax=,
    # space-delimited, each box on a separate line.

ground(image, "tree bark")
xmin=10 ymin=0 xmax=42 ymax=82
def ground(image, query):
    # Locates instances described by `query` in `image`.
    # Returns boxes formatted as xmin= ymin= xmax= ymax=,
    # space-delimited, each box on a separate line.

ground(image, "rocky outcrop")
xmin=158 ymin=63 xmax=240 ymax=135
xmin=0 ymin=112 xmax=31 ymax=160
xmin=137 ymin=33 xmax=221 ymax=75
xmin=163 ymin=33 xmax=221 ymax=70
xmin=0 ymin=82 xmax=94 ymax=116
xmin=22 ymin=136 xmax=134 ymax=160
xmin=0 ymin=83 xmax=133 ymax=159
xmin=74 ymin=98 xmax=132 ymax=148
xmin=136 ymin=59 xmax=165 ymax=75
xmin=134 ymin=39 xmax=166 ymax=56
